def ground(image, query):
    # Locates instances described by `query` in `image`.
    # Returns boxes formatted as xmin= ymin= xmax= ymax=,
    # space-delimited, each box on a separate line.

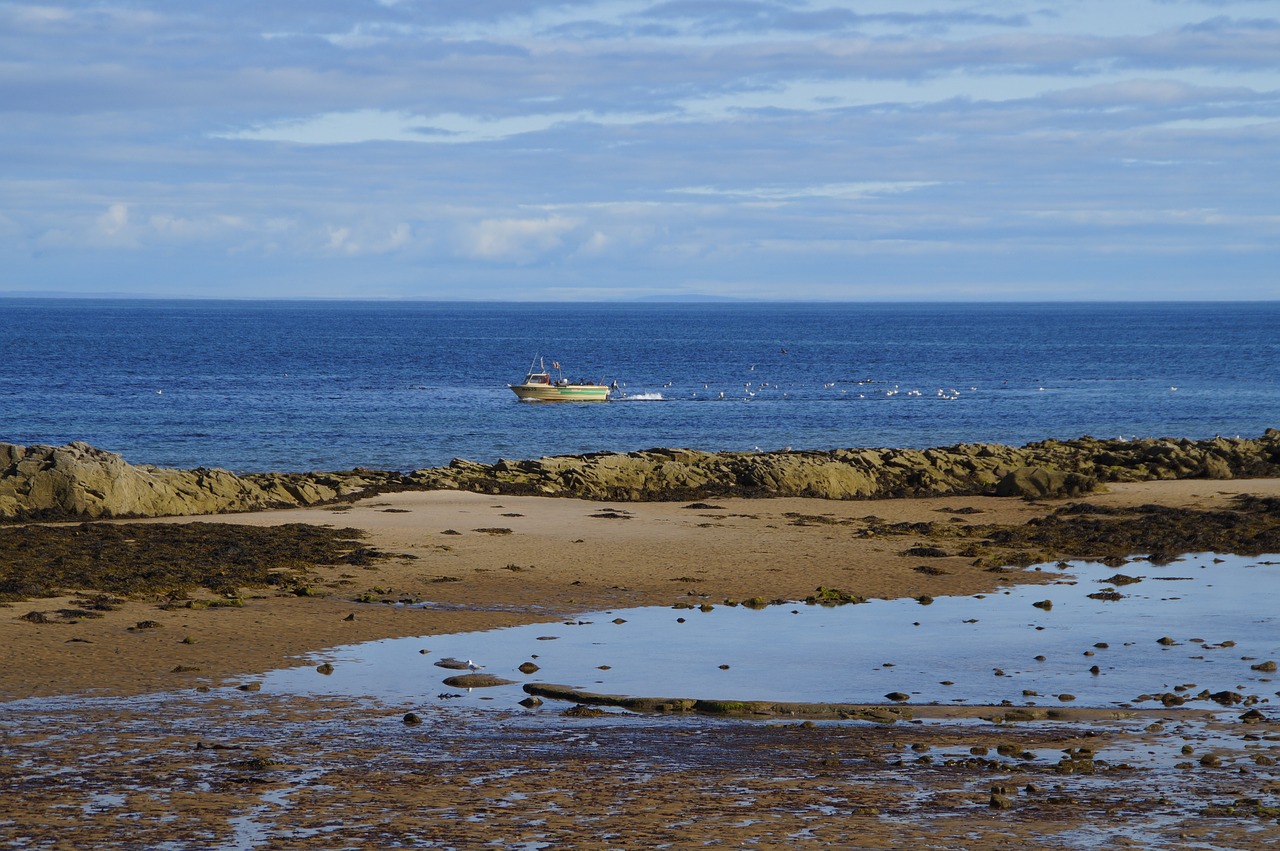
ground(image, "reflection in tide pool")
xmin=261 ymin=554 xmax=1280 ymax=711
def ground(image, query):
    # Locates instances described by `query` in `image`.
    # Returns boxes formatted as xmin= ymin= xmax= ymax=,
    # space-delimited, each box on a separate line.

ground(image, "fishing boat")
xmin=510 ymin=357 xmax=611 ymax=402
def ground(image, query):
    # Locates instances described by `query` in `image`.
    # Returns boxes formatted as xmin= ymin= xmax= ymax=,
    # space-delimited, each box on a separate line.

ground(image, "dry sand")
xmin=4 ymin=479 xmax=1279 ymax=848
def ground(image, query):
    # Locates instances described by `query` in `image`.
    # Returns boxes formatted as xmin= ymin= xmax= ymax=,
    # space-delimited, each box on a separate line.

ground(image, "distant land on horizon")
xmin=0 ymin=291 xmax=1274 ymax=304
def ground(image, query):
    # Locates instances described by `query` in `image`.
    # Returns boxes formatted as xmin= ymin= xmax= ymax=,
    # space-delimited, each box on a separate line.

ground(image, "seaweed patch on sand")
xmin=852 ymin=495 xmax=1280 ymax=571
xmin=0 ymin=522 xmax=378 ymax=601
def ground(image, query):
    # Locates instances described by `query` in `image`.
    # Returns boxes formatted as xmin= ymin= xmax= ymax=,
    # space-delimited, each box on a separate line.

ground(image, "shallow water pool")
xmin=261 ymin=554 xmax=1280 ymax=712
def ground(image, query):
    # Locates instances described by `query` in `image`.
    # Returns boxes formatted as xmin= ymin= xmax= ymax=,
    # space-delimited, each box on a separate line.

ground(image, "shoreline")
xmin=4 ymin=476 xmax=1278 ymax=702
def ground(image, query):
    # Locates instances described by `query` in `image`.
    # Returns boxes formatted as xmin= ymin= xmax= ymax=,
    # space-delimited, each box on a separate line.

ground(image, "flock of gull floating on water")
xmin=610 ymin=374 xmax=1186 ymax=404
xmin=616 ymin=377 xmax=1008 ymax=403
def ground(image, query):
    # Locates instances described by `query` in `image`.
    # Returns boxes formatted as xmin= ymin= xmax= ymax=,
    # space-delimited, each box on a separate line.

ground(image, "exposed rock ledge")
xmin=3 ymin=430 xmax=1279 ymax=521
xmin=0 ymin=442 xmax=408 ymax=522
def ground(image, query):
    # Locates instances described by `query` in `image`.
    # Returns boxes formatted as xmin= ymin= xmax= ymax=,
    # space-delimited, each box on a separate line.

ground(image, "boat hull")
xmin=510 ymin=383 xmax=610 ymax=402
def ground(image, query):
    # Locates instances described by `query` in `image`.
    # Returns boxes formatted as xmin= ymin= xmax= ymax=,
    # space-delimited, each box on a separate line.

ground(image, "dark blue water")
xmin=2 ymin=299 xmax=1277 ymax=472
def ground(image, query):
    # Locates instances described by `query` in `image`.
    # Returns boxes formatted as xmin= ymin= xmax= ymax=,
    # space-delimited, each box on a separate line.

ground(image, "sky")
xmin=2 ymin=0 xmax=1278 ymax=301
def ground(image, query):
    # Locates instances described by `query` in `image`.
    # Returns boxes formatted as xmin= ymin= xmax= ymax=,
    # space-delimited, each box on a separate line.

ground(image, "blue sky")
xmin=2 ymin=0 xmax=1278 ymax=300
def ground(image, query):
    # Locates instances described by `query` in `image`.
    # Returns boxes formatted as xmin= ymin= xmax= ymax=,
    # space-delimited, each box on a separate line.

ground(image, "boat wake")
xmin=620 ymin=392 xmax=665 ymax=401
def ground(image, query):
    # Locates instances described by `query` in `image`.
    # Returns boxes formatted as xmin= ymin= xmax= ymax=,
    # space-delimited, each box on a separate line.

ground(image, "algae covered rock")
xmin=995 ymin=467 xmax=1095 ymax=499
xmin=0 ymin=442 xmax=410 ymax=521
xmin=5 ymin=429 xmax=1279 ymax=519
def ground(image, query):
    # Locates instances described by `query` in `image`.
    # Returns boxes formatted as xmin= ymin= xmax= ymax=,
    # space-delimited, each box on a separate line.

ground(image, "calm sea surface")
xmin=2 ymin=299 xmax=1277 ymax=473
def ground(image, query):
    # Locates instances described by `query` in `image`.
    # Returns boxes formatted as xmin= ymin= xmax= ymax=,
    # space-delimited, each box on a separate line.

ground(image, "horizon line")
xmin=3 ymin=292 xmax=1278 ymax=305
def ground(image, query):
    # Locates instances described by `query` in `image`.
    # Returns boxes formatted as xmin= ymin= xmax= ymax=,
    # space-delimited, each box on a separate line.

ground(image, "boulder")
xmin=995 ymin=467 xmax=1095 ymax=499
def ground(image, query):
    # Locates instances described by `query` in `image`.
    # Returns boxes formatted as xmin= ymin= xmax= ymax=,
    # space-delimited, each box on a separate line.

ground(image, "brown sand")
xmin=4 ymin=479 xmax=1279 ymax=849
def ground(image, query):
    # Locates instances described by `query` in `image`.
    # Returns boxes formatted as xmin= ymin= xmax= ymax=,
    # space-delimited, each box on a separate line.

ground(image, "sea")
xmin=2 ymin=299 xmax=1277 ymax=474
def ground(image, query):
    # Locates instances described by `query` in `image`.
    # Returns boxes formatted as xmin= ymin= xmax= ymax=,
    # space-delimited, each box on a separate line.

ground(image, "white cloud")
xmin=323 ymin=222 xmax=415 ymax=256
xmin=461 ymin=216 xmax=581 ymax=263
xmin=98 ymin=203 xmax=128 ymax=234
xmin=219 ymin=106 xmax=677 ymax=145
xmin=671 ymin=181 xmax=940 ymax=200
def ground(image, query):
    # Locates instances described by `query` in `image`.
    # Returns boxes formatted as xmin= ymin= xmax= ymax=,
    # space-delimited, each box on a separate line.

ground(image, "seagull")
xmin=465 ymin=660 xmax=483 ymax=671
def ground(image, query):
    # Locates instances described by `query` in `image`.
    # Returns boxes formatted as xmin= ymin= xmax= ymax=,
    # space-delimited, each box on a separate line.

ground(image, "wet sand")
xmin=4 ymin=478 xmax=1280 ymax=847
xmin=3 ymin=477 xmax=1278 ymax=700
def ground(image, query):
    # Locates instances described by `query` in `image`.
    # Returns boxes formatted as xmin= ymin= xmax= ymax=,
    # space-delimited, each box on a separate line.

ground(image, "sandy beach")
xmin=5 ymin=477 xmax=1277 ymax=700
xmin=4 ymin=478 xmax=1280 ymax=848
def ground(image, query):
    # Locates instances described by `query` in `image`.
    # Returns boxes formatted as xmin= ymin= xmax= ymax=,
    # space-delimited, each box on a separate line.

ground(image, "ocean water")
xmin=1 ymin=299 xmax=1277 ymax=473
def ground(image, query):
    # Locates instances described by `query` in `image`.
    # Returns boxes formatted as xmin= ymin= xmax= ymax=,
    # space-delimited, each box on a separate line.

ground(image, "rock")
xmin=885 ymin=692 xmax=910 ymax=702
xmin=518 ymin=696 xmax=543 ymax=708
xmin=995 ymin=467 xmax=1094 ymax=499
xmin=441 ymin=673 xmax=517 ymax=688
xmin=989 ymin=793 xmax=1015 ymax=809
xmin=316 ymin=663 xmax=334 ymax=675
xmin=408 ymin=432 xmax=1280 ymax=501
xmin=402 ymin=712 xmax=422 ymax=725
xmin=0 ymin=441 xmax=408 ymax=521
xmin=6 ymin=431 xmax=1280 ymax=519
xmin=518 ymin=662 xmax=540 ymax=674
xmin=433 ymin=657 xmax=472 ymax=670
xmin=563 ymin=704 xmax=607 ymax=718
xmin=1250 ymin=660 xmax=1277 ymax=672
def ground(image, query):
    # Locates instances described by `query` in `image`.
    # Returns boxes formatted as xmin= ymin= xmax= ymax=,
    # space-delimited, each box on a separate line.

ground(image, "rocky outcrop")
xmin=3 ymin=430 xmax=1278 ymax=521
xmin=0 ymin=441 xmax=410 ymax=522
xmin=413 ymin=430 xmax=1280 ymax=502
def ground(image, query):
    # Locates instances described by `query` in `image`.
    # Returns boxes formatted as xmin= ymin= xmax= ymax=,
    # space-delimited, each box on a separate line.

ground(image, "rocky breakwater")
xmin=0 ymin=441 xmax=411 ymax=522
xmin=417 ymin=430 xmax=1280 ymax=502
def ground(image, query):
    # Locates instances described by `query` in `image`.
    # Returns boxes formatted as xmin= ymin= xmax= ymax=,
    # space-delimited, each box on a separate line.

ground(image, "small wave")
xmin=620 ymin=392 xmax=665 ymax=401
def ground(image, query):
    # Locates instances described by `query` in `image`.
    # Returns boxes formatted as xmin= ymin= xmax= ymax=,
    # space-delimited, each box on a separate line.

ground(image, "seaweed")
xmin=0 ymin=522 xmax=374 ymax=602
